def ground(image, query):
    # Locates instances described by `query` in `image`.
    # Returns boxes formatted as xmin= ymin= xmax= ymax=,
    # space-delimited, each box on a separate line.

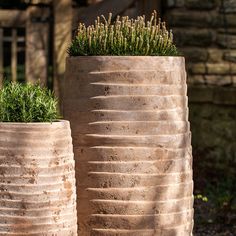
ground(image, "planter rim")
xmin=0 ymin=119 xmax=69 ymax=126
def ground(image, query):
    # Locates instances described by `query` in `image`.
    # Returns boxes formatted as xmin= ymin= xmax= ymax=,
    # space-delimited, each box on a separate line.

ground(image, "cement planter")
xmin=63 ymin=56 xmax=194 ymax=236
xmin=0 ymin=120 xmax=77 ymax=235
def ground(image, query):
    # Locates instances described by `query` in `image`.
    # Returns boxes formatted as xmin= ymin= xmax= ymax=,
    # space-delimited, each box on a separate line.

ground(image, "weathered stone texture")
xmin=208 ymin=49 xmax=223 ymax=62
xmin=221 ymin=0 xmax=236 ymax=13
xmin=166 ymin=0 xmax=185 ymax=8
xmin=174 ymin=29 xmax=214 ymax=47
xmin=206 ymin=63 xmax=231 ymax=75
xmin=232 ymin=76 xmax=236 ymax=85
xmin=182 ymin=48 xmax=208 ymax=62
xmin=204 ymin=75 xmax=232 ymax=85
xmin=187 ymin=75 xmax=205 ymax=85
xmin=224 ymin=51 xmax=236 ymax=62
xmin=218 ymin=14 xmax=236 ymax=27
xmin=213 ymin=88 xmax=236 ymax=105
xmin=188 ymin=63 xmax=206 ymax=74
xmin=217 ymin=34 xmax=236 ymax=48
xmin=188 ymin=86 xmax=214 ymax=102
xmin=185 ymin=0 xmax=217 ymax=10
xmin=167 ymin=11 xmax=212 ymax=27
xmin=188 ymin=86 xmax=236 ymax=105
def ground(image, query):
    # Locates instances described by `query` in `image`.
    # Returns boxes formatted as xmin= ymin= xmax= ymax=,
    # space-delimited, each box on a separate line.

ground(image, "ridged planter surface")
xmin=0 ymin=120 xmax=77 ymax=236
xmin=63 ymin=56 xmax=194 ymax=236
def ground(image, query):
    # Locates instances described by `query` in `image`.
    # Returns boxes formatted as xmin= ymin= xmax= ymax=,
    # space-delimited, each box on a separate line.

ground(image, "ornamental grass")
xmin=68 ymin=11 xmax=179 ymax=56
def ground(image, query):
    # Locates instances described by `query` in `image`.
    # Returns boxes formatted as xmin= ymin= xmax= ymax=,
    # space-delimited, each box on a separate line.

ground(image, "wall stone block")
xmin=166 ymin=0 xmax=185 ymax=8
xmin=218 ymin=14 xmax=236 ymax=27
xmin=187 ymin=75 xmax=205 ymax=84
xmin=167 ymin=11 xmax=212 ymax=27
xmin=224 ymin=51 xmax=236 ymax=62
xmin=233 ymin=76 xmax=236 ymax=86
xmin=188 ymin=63 xmax=206 ymax=74
xmin=218 ymin=28 xmax=236 ymax=35
xmin=174 ymin=29 xmax=214 ymax=47
xmin=217 ymin=34 xmax=236 ymax=49
xmin=182 ymin=47 xmax=208 ymax=62
xmin=205 ymin=75 xmax=232 ymax=85
xmin=188 ymin=86 xmax=236 ymax=105
xmin=176 ymin=0 xmax=185 ymax=7
xmin=167 ymin=0 xmax=175 ymax=7
xmin=188 ymin=86 xmax=214 ymax=102
xmin=221 ymin=0 xmax=236 ymax=13
xmin=208 ymin=49 xmax=223 ymax=62
xmin=213 ymin=87 xmax=236 ymax=104
xmin=206 ymin=63 xmax=231 ymax=75
xmin=230 ymin=64 xmax=236 ymax=74
xmin=185 ymin=0 xmax=217 ymax=10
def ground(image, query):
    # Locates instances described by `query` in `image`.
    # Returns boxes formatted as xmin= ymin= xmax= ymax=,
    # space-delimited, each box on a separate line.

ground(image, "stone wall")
xmin=189 ymin=87 xmax=236 ymax=180
xmin=164 ymin=0 xmax=236 ymax=184
xmin=165 ymin=0 xmax=236 ymax=86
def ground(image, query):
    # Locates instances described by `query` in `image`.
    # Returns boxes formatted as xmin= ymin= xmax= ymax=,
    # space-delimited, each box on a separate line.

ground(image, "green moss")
xmin=68 ymin=11 xmax=179 ymax=56
xmin=0 ymin=82 xmax=59 ymax=122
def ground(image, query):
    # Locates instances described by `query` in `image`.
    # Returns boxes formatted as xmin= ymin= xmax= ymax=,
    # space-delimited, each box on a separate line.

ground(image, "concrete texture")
xmin=63 ymin=56 xmax=194 ymax=235
xmin=0 ymin=120 xmax=77 ymax=235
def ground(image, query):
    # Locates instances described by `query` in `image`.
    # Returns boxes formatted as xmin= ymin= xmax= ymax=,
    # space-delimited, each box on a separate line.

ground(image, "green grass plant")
xmin=0 ymin=82 xmax=59 ymax=122
xmin=68 ymin=11 xmax=179 ymax=56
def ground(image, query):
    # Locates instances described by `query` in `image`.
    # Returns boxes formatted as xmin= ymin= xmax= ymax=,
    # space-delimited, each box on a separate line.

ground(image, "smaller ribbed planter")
xmin=0 ymin=120 xmax=77 ymax=236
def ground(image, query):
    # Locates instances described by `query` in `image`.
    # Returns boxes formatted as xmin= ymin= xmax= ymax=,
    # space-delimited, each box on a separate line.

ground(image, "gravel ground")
xmin=194 ymin=225 xmax=235 ymax=236
xmin=193 ymin=199 xmax=236 ymax=236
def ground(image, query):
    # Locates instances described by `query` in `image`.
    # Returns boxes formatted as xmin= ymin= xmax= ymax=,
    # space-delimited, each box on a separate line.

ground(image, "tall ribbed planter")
xmin=0 ymin=120 xmax=77 ymax=235
xmin=63 ymin=56 xmax=194 ymax=236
